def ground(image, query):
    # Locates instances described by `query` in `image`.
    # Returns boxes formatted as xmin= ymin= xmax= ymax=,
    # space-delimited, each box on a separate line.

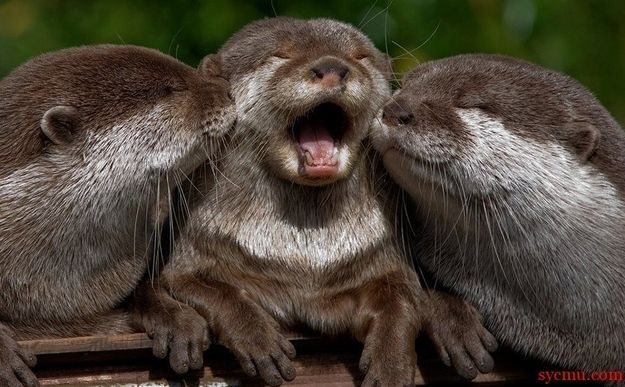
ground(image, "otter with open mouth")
xmin=372 ymin=54 xmax=625 ymax=373
xmin=133 ymin=18 xmax=497 ymax=386
xmin=292 ymin=102 xmax=349 ymax=179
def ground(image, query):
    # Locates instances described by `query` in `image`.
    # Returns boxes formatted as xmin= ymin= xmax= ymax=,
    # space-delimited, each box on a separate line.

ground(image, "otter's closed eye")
xmin=272 ymin=52 xmax=291 ymax=59
xmin=163 ymin=82 xmax=187 ymax=94
xmin=455 ymin=92 xmax=489 ymax=110
xmin=352 ymin=51 xmax=370 ymax=60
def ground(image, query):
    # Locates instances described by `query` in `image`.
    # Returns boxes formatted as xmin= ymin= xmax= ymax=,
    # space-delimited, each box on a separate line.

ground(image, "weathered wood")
xmin=20 ymin=332 xmax=317 ymax=355
xmin=19 ymin=334 xmax=541 ymax=386
xmin=21 ymin=333 xmax=153 ymax=355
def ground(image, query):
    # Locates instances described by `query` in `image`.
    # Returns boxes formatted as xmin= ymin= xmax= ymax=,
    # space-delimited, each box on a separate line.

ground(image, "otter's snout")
xmin=310 ymin=56 xmax=349 ymax=88
xmin=382 ymin=101 xmax=414 ymax=126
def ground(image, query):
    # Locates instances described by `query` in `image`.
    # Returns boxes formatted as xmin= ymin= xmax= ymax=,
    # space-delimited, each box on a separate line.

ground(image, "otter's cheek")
xmin=264 ymin=144 xmax=301 ymax=181
xmin=204 ymin=104 xmax=236 ymax=138
xmin=281 ymin=148 xmax=301 ymax=177
xmin=370 ymin=120 xmax=394 ymax=154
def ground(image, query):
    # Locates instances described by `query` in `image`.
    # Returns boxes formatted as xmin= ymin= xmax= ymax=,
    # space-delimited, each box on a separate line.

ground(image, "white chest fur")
xmin=199 ymin=170 xmax=389 ymax=269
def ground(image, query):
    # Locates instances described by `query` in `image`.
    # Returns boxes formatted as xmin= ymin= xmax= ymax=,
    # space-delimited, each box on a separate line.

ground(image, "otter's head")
xmin=0 ymin=45 xmax=235 ymax=181
xmin=372 ymin=54 xmax=606 ymax=202
xmin=218 ymin=17 xmax=391 ymax=186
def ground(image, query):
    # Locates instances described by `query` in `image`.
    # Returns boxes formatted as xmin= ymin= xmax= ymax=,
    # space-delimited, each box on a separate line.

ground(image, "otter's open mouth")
xmin=290 ymin=102 xmax=351 ymax=178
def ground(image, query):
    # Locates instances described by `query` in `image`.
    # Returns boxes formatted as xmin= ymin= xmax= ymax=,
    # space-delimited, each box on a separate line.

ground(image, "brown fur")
xmin=0 ymin=45 xmax=234 ymax=386
xmin=373 ymin=54 xmax=625 ymax=372
xmin=133 ymin=18 xmax=497 ymax=386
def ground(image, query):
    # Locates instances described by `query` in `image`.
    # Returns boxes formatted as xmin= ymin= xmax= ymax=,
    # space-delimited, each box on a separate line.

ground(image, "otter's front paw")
xmin=0 ymin=324 xmax=38 ymax=387
xmin=359 ymin=321 xmax=416 ymax=387
xmin=217 ymin=303 xmax=296 ymax=387
xmin=424 ymin=292 xmax=498 ymax=379
xmin=142 ymin=303 xmax=210 ymax=374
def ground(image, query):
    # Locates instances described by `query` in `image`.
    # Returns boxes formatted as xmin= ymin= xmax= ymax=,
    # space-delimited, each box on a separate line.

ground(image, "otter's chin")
xmin=382 ymin=148 xmax=431 ymax=189
xmin=293 ymin=171 xmax=349 ymax=187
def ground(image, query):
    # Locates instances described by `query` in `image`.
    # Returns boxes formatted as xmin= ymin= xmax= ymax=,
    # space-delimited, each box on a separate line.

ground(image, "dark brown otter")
xmin=372 ymin=54 xmax=625 ymax=372
xmin=0 ymin=44 xmax=234 ymax=386
xmin=133 ymin=18 xmax=498 ymax=386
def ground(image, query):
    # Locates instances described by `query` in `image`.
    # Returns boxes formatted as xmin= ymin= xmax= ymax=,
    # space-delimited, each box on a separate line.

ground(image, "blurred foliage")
xmin=0 ymin=0 xmax=624 ymax=123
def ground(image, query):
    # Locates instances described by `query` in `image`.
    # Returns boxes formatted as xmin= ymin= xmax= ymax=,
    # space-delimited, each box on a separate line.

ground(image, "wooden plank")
xmin=20 ymin=332 xmax=319 ymax=355
xmin=20 ymin=333 xmax=153 ymax=355
xmin=18 ymin=334 xmax=541 ymax=386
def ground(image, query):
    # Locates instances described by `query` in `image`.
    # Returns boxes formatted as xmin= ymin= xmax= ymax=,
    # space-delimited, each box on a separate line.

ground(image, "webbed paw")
xmin=142 ymin=302 xmax=210 ymax=374
xmin=424 ymin=292 xmax=498 ymax=379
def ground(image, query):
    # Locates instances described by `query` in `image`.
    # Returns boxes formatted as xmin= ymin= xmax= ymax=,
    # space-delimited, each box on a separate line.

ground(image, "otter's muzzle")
xmin=310 ymin=56 xmax=350 ymax=89
xmin=382 ymin=101 xmax=414 ymax=126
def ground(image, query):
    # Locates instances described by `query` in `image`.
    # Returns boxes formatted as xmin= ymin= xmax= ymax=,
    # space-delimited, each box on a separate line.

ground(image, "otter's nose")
xmin=311 ymin=57 xmax=349 ymax=88
xmin=382 ymin=102 xmax=414 ymax=126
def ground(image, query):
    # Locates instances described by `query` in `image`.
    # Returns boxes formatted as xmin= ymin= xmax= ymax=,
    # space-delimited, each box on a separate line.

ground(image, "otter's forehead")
xmin=401 ymin=55 xmax=555 ymax=99
xmin=219 ymin=17 xmax=383 ymax=78
xmin=17 ymin=45 xmax=194 ymax=105
xmin=396 ymin=54 xmax=588 ymax=140
xmin=0 ymin=45 xmax=201 ymax=135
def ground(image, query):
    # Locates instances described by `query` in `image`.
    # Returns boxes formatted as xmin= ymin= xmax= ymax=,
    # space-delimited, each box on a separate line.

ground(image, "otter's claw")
xmin=217 ymin=301 xmax=296 ymax=386
xmin=142 ymin=303 xmax=210 ymax=374
xmin=424 ymin=292 xmax=497 ymax=379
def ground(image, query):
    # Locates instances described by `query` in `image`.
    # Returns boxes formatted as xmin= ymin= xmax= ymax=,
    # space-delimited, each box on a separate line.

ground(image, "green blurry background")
xmin=1 ymin=0 xmax=624 ymax=123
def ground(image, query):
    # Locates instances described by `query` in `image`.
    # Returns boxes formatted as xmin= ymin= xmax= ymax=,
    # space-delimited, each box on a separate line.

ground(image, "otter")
xmin=0 ymin=45 xmax=234 ymax=386
xmin=372 ymin=54 xmax=625 ymax=372
xmin=134 ymin=18 xmax=497 ymax=386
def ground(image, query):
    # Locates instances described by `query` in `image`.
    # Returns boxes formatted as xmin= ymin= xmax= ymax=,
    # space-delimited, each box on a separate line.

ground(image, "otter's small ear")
xmin=566 ymin=122 xmax=600 ymax=162
xmin=41 ymin=106 xmax=79 ymax=145
xmin=199 ymin=54 xmax=222 ymax=78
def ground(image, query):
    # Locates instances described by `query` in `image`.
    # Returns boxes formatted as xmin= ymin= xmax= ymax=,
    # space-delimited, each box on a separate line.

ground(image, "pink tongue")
xmin=298 ymin=123 xmax=335 ymax=165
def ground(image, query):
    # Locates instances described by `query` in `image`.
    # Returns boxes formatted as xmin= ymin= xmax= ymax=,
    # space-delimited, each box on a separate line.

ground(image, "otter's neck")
xmin=411 ymin=161 xmax=625 ymax=370
xmin=414 ymin=163 xmax=625 ymax=315
xmin=0 ymin=158 xmax=170 ymax=321
xmin=0 ymin=158 xmax=163 ymax=269
xmin=202 ymin=140 xmax=393 ymax=268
